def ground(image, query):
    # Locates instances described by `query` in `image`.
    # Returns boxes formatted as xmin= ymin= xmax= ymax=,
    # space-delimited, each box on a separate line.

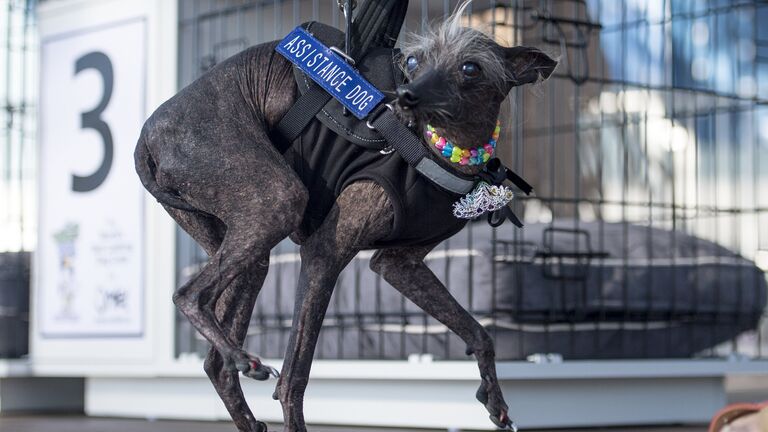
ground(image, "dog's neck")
xmin=422 ymin=125 xmax=492 ymax=176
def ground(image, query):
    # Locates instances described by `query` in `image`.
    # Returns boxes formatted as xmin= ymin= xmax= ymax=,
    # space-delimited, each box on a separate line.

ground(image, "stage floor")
xmin=3 ymin=375 xmax=766 ymax=432
xmin=0 ymin=415 xmax=705 ymax=432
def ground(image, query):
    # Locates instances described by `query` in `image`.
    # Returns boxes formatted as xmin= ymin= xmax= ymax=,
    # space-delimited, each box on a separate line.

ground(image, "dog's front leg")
xmin=370 ymin=246 xmax=516 ymax=431
xmin=276 ymin=181 xmax=394 ymax=432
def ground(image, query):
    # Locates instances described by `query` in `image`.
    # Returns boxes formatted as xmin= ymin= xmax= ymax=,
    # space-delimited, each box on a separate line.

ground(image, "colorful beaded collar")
xmin=425 ymin=120 xmax=500 ymax=166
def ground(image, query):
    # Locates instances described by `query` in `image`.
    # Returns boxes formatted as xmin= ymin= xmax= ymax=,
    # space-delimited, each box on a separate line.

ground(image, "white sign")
xmin=38 ymin=19 xmax=146 ymax=337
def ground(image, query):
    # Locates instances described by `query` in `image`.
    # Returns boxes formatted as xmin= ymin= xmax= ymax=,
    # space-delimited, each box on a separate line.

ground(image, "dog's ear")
xmin=504 ymin=46 xmax=557 ymax=87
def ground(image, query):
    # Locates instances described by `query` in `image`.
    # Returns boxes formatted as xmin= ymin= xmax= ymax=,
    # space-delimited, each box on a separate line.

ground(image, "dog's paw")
xmin=476 ymin=376 xmax=516 ymax=431
xmin=490 ymin=410 xmax=517 ymax=431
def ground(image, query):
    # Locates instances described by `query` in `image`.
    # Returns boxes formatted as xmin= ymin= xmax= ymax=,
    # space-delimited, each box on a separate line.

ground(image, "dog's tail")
xmin=134 ymin=130 xmax=199 ymax=213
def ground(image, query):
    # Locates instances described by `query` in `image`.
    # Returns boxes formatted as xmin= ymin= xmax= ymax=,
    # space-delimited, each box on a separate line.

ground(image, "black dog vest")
xmin=287 ymin=119 xmax=467 ymax=248
xmin=280 ymin=22 xmax=468 ymax=247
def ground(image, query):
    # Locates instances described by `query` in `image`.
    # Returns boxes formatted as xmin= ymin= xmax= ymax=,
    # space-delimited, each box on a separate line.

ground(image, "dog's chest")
xmin=285 ymin=121 xmax=467 ymax=247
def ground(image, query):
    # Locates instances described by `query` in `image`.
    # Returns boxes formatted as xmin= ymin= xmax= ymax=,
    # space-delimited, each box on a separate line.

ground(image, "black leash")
xmin=341 ymin=0 xmax=354 ymax=116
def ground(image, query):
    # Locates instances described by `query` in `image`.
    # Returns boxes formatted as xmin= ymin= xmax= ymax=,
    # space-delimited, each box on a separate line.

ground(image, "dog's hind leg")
xmin=274 ymin=181 xmax=394 ymax=432
xmin=163 ymin=114 xmax=308 ymax=382
xmin=163 ymin=206 xmax=225 ymax=257
xmin=203 ymin=263 xmax=269 ymax=432
xmin=370 ymin=246 xmax=516 ymax=431
xmin=164 ymin=206 xmax=268 ymax=432
xmin=172 ymin=205 xmax=302 ymax=376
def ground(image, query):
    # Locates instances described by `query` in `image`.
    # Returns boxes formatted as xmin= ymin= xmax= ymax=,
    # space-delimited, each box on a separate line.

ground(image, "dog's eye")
xmin=462 ymin=62 xmax=481 ymax=79
xmin=406 ymin=56 xmax=419 ymax=72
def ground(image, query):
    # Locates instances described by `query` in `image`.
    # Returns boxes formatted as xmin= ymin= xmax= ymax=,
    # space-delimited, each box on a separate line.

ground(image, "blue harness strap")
xmin=276 ymin=27 xmax=384 ymax=120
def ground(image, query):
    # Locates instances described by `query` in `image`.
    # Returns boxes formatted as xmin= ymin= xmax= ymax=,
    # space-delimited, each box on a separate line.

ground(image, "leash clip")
xmin=337 ymin=0 xmax=357 ymax=14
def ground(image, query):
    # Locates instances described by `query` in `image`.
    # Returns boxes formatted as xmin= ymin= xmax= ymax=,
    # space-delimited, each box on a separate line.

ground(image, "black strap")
xmin=479 ymin=157 xmax=534 ymax=196
xmin=368 ymin=105 xmax=476 ymax=195
xmin=276 ymin=0 xmax=409 ymax=146
xmin=489 ymin=206 xmax=523 ymax=228
xmin=274 ymin=86 xmax=332 ymax=149
xmin=507 ymin=169 xmax=534 ymax=195
xmin=480 ymin=158 xmax=532 ymax=228
xmin=367 ymin=105 xmax=425 ymax=165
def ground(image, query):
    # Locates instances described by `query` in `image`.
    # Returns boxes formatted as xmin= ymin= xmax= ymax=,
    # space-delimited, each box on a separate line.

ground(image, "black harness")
xmin=275 ymin=1 xmax=531 ymax=228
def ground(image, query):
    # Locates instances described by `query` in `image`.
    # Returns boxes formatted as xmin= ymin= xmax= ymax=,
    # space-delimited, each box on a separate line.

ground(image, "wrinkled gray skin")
xmin=134 ymin=16 xmax=556 ymax=432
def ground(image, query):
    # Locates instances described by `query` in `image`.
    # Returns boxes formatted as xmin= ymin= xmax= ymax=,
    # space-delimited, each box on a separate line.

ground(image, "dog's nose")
xmin=396 ymin=86 xmax=420 ymax=108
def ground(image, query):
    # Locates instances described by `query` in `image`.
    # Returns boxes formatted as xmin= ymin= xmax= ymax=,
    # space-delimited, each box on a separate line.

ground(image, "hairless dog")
xmin=135 ymin=4 xmax=556 ymax=431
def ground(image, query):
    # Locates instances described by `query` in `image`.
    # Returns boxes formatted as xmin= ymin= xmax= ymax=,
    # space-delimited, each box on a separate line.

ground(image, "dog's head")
xmin=397 ymin=4 xmax=557 ymax=148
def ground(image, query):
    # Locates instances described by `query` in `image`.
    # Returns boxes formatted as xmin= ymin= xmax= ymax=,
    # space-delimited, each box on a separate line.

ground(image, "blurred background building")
xmin=1 ymin=0 xmax=767 ymax=430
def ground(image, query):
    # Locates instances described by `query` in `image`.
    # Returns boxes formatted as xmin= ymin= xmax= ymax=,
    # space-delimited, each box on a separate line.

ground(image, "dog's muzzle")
xmin=396 ymin=87 xmax=420 ymax=108
xmin=396 ymin=68 xmax=446 ymax=110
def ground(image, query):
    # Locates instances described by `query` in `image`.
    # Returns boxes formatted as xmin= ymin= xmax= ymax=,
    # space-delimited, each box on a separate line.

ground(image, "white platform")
xmin=0 ymin=360 xmax=84 ymax=413
xmin=5 ymin=358 xmax=766 ymax=430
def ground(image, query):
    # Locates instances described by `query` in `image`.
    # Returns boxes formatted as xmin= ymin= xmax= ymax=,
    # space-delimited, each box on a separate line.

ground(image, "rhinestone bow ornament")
xmin=453 ymin=182 xmax=514 ymax=219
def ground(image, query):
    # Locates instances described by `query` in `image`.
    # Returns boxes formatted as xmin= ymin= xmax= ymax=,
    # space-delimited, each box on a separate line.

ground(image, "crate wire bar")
xmin=175 ymin=0 xmax=768 ymax=361
xmin=0 ymin=0 xmax=36 ymax=359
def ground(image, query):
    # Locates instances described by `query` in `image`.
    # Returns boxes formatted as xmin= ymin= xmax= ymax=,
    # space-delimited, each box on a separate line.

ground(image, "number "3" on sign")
xmin=72 ymin=51 xmax=114 ymax=193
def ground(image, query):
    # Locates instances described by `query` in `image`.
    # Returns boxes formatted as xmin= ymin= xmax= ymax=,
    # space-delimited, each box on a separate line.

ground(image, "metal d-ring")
xmin=366 ymin=103 xmax=394 ymax=130
xmin=365 ymin=103 xmax=396 ymax=154
xmin=329 ymin=46 xmax=355 ymax=65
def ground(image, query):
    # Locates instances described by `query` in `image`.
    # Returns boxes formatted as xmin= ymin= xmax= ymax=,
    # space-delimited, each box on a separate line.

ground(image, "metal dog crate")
xmin=175 ymin=0 xmax=768 ymax=362
xmin=0 ymin=0 xmax=36 ymax=360
xmin=0 ymin=252 xmax=30 ymax=359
